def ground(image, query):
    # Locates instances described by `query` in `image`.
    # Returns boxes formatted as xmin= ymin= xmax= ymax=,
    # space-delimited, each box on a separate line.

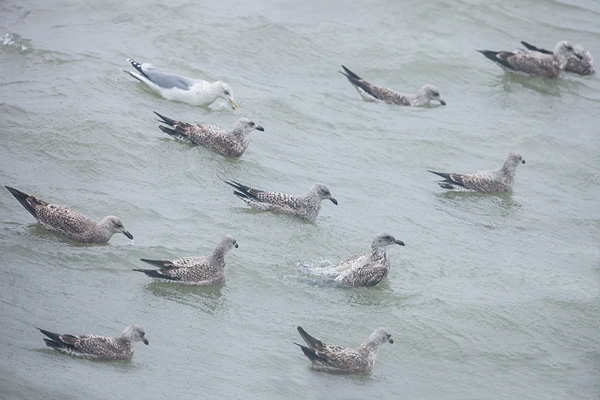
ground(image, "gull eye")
xmin=224 ymin=90 xmax=230 ymax=95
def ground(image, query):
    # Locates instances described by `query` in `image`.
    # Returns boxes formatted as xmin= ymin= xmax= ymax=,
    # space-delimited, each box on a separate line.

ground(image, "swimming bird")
xmin=5 ymin=186 xmax=133 ymax=243
xmin=301 ymin=233 xmax=405 ymax=287
xmin=520 ymin=41 xmax=594 ymax=76
xmin=133 ymin=235 xmax=238 ymax=285
xmin=295 ymin=326 xmax=393 ymax=373
xmin=38 ymin=324 xmax=148 ymax=360
xmin=225 ymin=181 xmax=337 ymax=221
xmin=154 ymin=112 xmax=263 ymax=158
xmin=125 ymin=58 xmax=238 ymax=109
xmin=428 ymin=152 xmax=525 ymax=193
xmin=478 ymin=41 xmax=582 ymax=77
xmin=339 ymin=65 xmax=446 ymax=106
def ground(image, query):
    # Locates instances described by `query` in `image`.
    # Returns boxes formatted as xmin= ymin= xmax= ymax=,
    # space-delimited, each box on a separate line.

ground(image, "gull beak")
xmin=330 ymin=197 xmax=338 ymax=205
xmin=234 ymin=243 xmax=239 ymax=248
xmin=230 ymin=99 xmax=239 ymax=110
xmin=123 ymin=230 xmax=134 ymax=240
xmin=396 ymin=240 xmax=405 ymax=246
xmin=521 ymin=159 xmax=526 ymax=164
xmin=389 ymin=338 xmax=394 ymax=344
xmin=255 ymin=125 xmax=264 ymax=132
xmin=440 ymin=99 xmax=446 ymax=106
xmin=143 ymin=338 xmax=149 ymax=345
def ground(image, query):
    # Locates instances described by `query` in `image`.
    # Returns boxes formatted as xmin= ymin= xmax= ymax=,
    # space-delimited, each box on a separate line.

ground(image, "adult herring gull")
xmin=340 ymin=65 xmax=446 ymax=106
xmin=5 ymin=186 xmax=133 ymax=243
xmin=295 ymin=326 xmax=393 ymax=373
xmin=133 ymin=235 xmax=238 ymax=285
xmin=154 ymin=112 xmax=263 ymax=158
xmin=428 ymin=152 xmax=525 ymax=192
xmin=478 ymin=41 xmax=582 ymax=77
xmin=38 ymin=324 xmax=148 ymax=360
xmin=225 ymin=181 xmax=337 ymax=221
xmin=125 ymin=58 xmax=238 ymax=109
xmin=301 ymin=233 xmax=405 ymax=287
xmin=520 ymin=41 xmax=594 ymax=76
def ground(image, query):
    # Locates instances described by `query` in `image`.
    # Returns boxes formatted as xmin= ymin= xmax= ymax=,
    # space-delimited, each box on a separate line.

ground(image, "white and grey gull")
xmin=38 ymin=324 xmax=148 ymax=360
xmin=154 ymin=112 xmax=263 ymax=158
xmin=340 ymin=65 xmax=446 ymax=106
xmin=478 ymin=41 xmax=582 ymax=77
xmin=520 ymin=41 xmax=594 ymax=76
xmin=133 ymin=235 xmax=238 ymax=285
xmin=295 ymin=326 xmax=393 ymax=373
xmin=300 ymin=233 xmax=405 ymax=287
xmin=225 ymin=181 xmax=337 ymax=221
xmin=5 ymin=186 xmax=133 ymax=243
xmin=428 ymin=152 xmax=525 ymax=192
xmin=125 ymin=58 xmax=238 ymax=109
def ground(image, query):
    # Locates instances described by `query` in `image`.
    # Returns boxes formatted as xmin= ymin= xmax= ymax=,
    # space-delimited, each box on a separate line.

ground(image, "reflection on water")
xmin=145 ymin=281 xmax=226 ymax=315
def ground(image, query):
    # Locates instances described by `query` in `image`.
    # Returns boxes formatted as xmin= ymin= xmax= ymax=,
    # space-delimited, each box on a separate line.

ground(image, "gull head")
xmin=372 ymin=233 xmax=405 ymax=248
xmin=310 ymin=183 xmax=338 ymax=205
xmin=219 ymin=235 xmax=239 ymax=252
xmin=104 ymin=216 xmax=133 ymax=239
xmin=505 ymin=152 xmax=526 ymax=168
xmin=421 ymin=84 xmax=446 ymax=105
xmin=122 ymin=324 xmax=149 ymax=345
xmin=370 ymin=327 xmax=394 ymax=345
xmin=216 ymin=81 xmax=238 ymax=109
xmin=233 ymin=118 xmax=264 ymax=135
xmin=554 ymin=41 xmax=583 ymax=60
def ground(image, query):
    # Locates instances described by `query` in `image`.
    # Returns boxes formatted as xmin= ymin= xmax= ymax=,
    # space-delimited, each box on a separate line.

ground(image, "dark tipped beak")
xmin=234 ymin=243 xmax=239 ymax=248
xmin=143 ymin=338 xmax=149 ymax=345
xmin=440 ymin=100 xmax=446 ymax=106
xmin=521 ymin=159 xmax=526 ymax=164
xmin=396 ymin=240 xmax=405 ymax=246
xmin=123 ymin=231 xmax=134 ymax=240
xmin=575 ymin=53 xmax=583 ymax=60
xmin=389 ymin=338 xmax=394 ymax=344
xmin=255 ymin=125 xmax=264 ymax=131
xmin=330 ymin=198 xmax=338 ymax=205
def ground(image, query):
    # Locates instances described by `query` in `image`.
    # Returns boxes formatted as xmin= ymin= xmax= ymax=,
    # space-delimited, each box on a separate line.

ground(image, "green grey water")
xmin=1 ymin=0 xmax=599 ymax=399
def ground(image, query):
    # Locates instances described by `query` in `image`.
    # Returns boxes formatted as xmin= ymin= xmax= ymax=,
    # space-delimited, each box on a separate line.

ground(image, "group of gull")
xmin=6 ymin=39 xmax=593 ymax=371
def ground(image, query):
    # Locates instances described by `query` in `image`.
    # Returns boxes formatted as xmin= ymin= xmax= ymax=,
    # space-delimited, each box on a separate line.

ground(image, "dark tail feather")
xmin=477 ymin=49 xmax=499 ymax=61
xmin=427 ymin=170 xmax=453 ymax=181
xmin=297 ymin=326 xmax=325 ymax=350
xmin=225 ymin=181 xmax=260 ymax=201
xmin=127 ymin=58 xmax=150 ymax=80
xmin=339 ymin=65 xmax=362 ymax=80
xmin=5 ymin=186 xmax=37 ymax=219
xmin=133 ymin=268 xmax=181 ymax=281
xmin=37 ymin=328 xmax=62 ymax=342
xmin=520 ymin=41 xmax=551 ymax=54
xmin=295 ymin=342 xmax=322 ymax=362
xmin=158 ymin=125 xmax=187 ymax=140
xmin=153 ymin=111 xmax=177 ymax=127
xmin=139 ymin=259 xmax=172 ymax=268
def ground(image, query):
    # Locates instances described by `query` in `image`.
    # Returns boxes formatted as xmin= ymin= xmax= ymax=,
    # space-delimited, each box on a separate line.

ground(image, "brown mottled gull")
xmin=301 ymin=233 xmax=405 ymax=287
xmin=5 ymin=186 xmax=133 ymax=243
xmin=125 ymin=58 xmax=238 ymax=109
xmin=428 ymin=152 xmax=525 ymax=193
xmin=520 ymin=41 xmax=594 ymax=76
xmin=225 ymin=181 xmax=337 ymax=221
xmin=478 ymin=41 xmax=582 ymax=77
xmin=133 ymin=235 xmax=238 ymax=285
xmin=295 ymin=326 xmax=393 ymax=373
xmin=154 ymin=112 xmax=263 ymax=158
xmin=38 ymin=324 xmax=148 ymax=360
xmin=339 ymin=65 xmax=446 ymax=106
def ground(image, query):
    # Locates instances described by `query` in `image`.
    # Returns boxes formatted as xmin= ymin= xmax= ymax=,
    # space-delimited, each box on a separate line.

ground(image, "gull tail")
xmin=132 ymin=268 xmax=181 ymax=281
xmin=5 ymin=186 xmax=37 ymax=219
xmin=297 ymin=326 xmax=325 ymax=350
xmin=225 ymin=180 xmax=261 ymax=202
xmin=126 ymin=58 xmax=150 ymax=81
xmin=427 ymin=170 xmax=452 ymax=181
xmin=154 ymin=112 xmax=189 ymax=141
xmin=520 ymin=41 xmax=551 ymax=54
xmin=339 ymin=65 xmax=378 ymax=100
xmin=140 ymin=259 xmax=174 ymax=268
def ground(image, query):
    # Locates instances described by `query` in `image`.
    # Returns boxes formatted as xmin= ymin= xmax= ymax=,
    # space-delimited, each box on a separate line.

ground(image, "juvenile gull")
xmin=125 ymin=58 xmax=238 ymax=109
xmin=301 ymin=233 xmax=404 ymax=287
xmin=295 ymin=326 xmax=393 ymax=373
xmin=339 ymin=65 xmax=446 ymax=106
xmin=520 ymin=41 xmax=594 ymax=76
xmin=5 ymin=186 xmax=133 ymax=243
xmin=38 ymin=324 xmax=148 ymax=360
xmin=428 ymin=152 xmax=525 ymax=193
xmin=478 ymin=41 xmax=582 ymax=77
xmin=133 ymin=235 xmax=238 ymax=285
xmin=225 ymin=181 xmax=337 ymax=221
xmin=154 ymin=112 xmax=263 ymax=158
